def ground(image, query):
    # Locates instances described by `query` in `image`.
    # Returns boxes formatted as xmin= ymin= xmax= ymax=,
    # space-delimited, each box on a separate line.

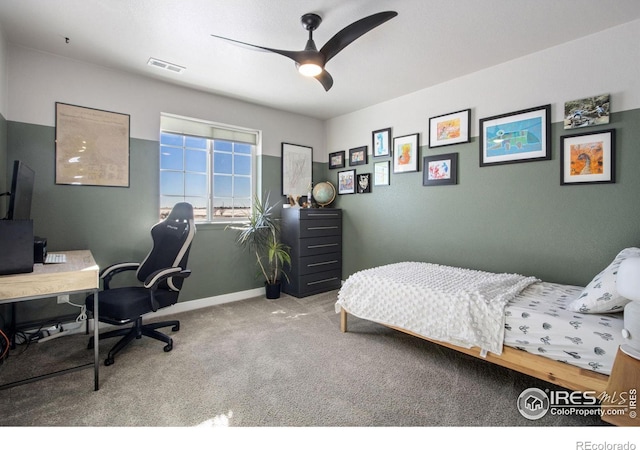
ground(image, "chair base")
xmin=88 ymin=317 xmax=180 ymax=366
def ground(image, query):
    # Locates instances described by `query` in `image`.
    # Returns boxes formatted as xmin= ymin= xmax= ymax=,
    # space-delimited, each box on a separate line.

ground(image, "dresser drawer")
xmin=297 ymin=252 xmax=341 ymax=275
xmin=298 ymin=209 xmax=342 ymax=220
xmin=299 ymin=218 xmax=341 ymax=238
xmin=299 ymin=269 xmax=341 ymax=295
xmin=299 ymin=235 xmax=342 ymax=257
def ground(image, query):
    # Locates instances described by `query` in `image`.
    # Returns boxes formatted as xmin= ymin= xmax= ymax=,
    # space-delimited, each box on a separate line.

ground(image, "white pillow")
xmin=567 ymin=247 xmax=640 ymax=314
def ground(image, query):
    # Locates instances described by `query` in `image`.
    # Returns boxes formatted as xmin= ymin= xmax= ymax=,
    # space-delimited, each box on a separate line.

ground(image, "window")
xmin=159 ymin=115 xmax=258 ymax=223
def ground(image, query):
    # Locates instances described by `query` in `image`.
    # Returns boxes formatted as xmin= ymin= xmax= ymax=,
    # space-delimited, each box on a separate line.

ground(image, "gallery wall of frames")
xmin=328 ymin=94 xmax=613 ymax=194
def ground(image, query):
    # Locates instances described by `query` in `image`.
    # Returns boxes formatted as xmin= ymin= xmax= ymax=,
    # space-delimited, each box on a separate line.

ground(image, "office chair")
xmin=86 ymin=202 xmax=196 ymax=366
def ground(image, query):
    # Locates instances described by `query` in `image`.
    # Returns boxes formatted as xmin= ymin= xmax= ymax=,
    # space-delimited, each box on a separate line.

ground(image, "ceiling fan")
xmin=211 ymin=11 xmax=398 ymax=91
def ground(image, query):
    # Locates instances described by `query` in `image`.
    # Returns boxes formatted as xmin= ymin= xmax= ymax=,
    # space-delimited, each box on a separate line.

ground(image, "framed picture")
xmin=374 ymin=160 xmax=390 ymax=186
xmin=372 ymin=127 xmax=392 ymax=157
xmin=560 ymin=129 xmax=615 ymax=185
xmin=357 ymin=173 xmax=372 ymax=193
xmin=428 ymin=109 xmax=470 ymax=148
xmin=393 ymin=133 xmax=420 ymax=173
xmin=55 ymin=102 xmax=130 ymax=187
xmin=329 ymin=150 xmax=345 ymax=169
xmin=423 ymin=153 xmax=458 ymax=186
xmin=479 ymin=104 xmax=551 ymax=167
xmin=281 ymin=142 xmax=313 ymax=197
xmin=337 ymin=169 xmax=355 ymax=195
xmin=564 ymin=94 xmax=610 ymax=130
xmin=349 ymin=146 xmax=367 ymax=166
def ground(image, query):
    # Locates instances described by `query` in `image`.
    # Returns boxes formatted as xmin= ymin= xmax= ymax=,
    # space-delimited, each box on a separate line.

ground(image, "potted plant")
xmin=228 ymin=193 xmax=291 ymax=299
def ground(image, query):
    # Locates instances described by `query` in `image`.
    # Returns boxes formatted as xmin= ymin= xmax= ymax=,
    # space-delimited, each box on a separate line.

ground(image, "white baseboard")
xmin=35 ymin=287 xmax=264 ymax=341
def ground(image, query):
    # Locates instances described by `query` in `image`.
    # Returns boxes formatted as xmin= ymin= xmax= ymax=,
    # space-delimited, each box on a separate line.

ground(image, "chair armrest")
xmin=143 ymin=267 xmax=191 ymax=289
xmin=143 ymin=267 xmax=192 ymax=311
xmin=100 ymin=262 xmax=140 ymax=289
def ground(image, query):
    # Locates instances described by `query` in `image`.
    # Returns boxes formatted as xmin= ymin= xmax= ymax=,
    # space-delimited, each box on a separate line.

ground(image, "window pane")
xmin=160 ymin=171 xmax=184 ymax=196
xmin=185 ymin=149 xmax=207 ymax=172
xmin=185 ymin=173 xmax=207 ymax=196
xmin=235 ymin=143 xmax=252 ymax=154
xmin=160 ymin=133 xmax=183 ymax=146
xmin=213 ymin=174 xmax=232 ymax=197
xmin=234 ymin=154 xmax=251 ymax=175
xmin=214 ymin=140 xmax=233 ymax=152
xmin=185 ymin=136 xmax=207 ymax=149
xmin=234 ymin=176 xmax=251 ymax=198
xmin=213 ymin=152 xmax=232 ymax=174
xmin=160 ymin=146 xmax=183 ymax=170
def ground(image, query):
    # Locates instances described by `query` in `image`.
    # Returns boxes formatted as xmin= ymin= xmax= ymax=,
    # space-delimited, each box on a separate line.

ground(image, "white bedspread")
xmin=335 ymin=262 xmax=539 ymax=355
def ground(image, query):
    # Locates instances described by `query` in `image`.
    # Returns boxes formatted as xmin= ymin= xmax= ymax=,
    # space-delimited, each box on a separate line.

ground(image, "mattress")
xmin=504 ymin=281 xmax=624 ymax=375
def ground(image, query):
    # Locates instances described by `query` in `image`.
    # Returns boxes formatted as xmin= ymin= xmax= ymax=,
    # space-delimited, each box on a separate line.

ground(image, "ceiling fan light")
xmin=298 ymin=63 xmax=323 ymax=77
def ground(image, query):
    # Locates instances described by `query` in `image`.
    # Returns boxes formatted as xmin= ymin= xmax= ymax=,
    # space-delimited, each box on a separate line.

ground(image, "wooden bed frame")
xmin=339 ymin=306 xmax=610 ymax=394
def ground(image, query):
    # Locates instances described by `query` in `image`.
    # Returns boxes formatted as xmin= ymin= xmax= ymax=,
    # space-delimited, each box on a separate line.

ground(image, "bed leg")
xmin=340 ymin=307 xmax=348 ymax=333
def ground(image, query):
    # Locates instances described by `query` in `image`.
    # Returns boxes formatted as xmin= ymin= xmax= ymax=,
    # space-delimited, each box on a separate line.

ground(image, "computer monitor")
xmin=6 ymin=160 xmax=35 ymax=220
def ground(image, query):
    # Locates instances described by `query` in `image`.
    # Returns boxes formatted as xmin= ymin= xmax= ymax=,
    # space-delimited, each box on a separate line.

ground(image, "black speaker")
xmin=0 ymin=220 xmax=34 ymax=275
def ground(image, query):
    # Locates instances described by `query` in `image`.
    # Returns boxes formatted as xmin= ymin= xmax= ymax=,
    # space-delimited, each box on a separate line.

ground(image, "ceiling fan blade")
xmin=211 ymin=34 xmax=306 ymax=63
xmin=315 ymin=70 xmax=334 ymax=91
xmin=320 ymin=11 xmax=397 ymax=64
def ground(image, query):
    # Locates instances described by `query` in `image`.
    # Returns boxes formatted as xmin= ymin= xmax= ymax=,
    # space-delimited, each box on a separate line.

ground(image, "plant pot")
xmin=265 ymin=281 xmax=281 ymax=299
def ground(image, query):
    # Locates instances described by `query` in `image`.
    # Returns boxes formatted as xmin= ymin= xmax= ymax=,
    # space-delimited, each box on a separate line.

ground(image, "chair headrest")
xmin=166 ymin=202 xmax=194 ymax=222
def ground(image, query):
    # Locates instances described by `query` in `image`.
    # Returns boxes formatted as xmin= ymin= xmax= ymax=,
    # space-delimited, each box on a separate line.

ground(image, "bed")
xmin=335 ymin=249 xmax=639 ymax=397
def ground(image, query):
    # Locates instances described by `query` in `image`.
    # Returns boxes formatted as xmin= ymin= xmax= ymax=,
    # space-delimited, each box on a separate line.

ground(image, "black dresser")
xmin=280 ymin=208 xmax=342 ymax=297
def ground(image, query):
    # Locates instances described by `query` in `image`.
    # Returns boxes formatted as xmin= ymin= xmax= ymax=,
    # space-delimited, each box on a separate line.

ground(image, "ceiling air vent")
xmin=147 ymin=58 xmax=185 ymax=74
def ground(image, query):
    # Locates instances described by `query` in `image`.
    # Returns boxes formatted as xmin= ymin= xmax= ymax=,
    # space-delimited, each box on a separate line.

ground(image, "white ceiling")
xmin=1 ymin=0 xmax=640 ymax=120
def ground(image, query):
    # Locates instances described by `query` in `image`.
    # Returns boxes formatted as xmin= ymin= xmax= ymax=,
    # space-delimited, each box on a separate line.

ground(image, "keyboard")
xmin=45 ymin=253 xmax=67 ymax=264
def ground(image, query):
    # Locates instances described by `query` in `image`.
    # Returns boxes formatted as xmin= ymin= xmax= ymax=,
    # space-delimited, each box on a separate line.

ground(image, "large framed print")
xmin=560 ymin=129 xmax=615 ymax=185
xmin=55 ymin=102 xmax=130 ymax=187
xmin=428 ymin=109 xmax=470 ymax=148
xmin=393 ymin=133 xmax=420 ymax=173
xmin=479 ymin=104 xmax=551 ymax=167
xmin=281 ymin=142 xmax=313 ymax=197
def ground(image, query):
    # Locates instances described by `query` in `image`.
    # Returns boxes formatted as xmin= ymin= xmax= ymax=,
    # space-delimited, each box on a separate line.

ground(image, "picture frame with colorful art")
xmin=337 ymin=169 xmax=355 ymax=194
xmin=423 ymin=153 xmax=458 ymax=186
xmin=329 ymin=150 xmax=345 ymax=169
xmin=560 ymin=129 xmax=615 ymax=185
xmin=393 ymin=133 xmax=420 ymax=173
xmin=372 ymin=127 xmax=392 ymax=157
xmin=428 ymin=109 xmax=470 ymax=148
xmin=349 ymin=146 xmax=367 ymax=166
xmin=479 ymin=104 xmax=551 ymax=167
xmin=374 ymin=160 xmax=390 ymax=186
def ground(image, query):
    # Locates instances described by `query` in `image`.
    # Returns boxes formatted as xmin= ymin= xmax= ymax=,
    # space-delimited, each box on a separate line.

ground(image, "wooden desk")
xmin=0 ymin=250 xmax=100 ymax=391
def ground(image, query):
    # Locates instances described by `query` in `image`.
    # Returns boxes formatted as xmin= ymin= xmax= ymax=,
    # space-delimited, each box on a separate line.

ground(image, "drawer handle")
xmin=307 ymin=226 xmax=338 ymax=230
xmin=307 ymin=277 xmax=338 ymax=286
xmin=308 ymin=213 xmax=339 ymax=217
xmin=307 ymin=243 xmax=338 ymax=249
xmin=307 ymin=260 xmax=338 ymax=267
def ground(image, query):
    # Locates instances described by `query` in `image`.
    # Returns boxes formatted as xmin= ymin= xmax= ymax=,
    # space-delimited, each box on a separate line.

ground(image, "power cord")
xmin=0 ymin=328 xmax=9 ymax=364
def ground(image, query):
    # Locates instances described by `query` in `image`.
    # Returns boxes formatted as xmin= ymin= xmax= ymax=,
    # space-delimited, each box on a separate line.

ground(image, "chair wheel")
xmin=105 ymin=357 xmax=114 ymax=366
xmin=172 ymin=324 xmax=180 ymax=332
xmin=164 ymin=343 xmax=173 ymax=352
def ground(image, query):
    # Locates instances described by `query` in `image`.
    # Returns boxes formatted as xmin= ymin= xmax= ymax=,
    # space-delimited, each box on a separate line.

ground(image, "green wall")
xmin=4 ymin=121 xmax=330 ymax=323
xmin=4 ymin=110 xmax=639 ymax=325
xmin=331 ymin=109 xmax=640 ymax=287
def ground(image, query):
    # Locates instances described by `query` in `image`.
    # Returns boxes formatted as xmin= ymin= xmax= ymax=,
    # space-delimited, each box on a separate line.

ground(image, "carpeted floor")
xmin=0 ymin=290 xmax=608 ymax=427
